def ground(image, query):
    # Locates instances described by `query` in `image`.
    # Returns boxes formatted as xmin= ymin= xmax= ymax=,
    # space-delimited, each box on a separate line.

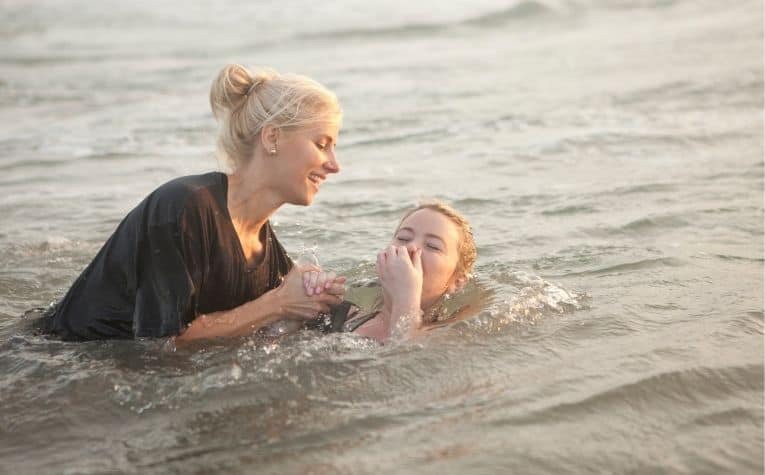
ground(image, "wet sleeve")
xmin=132 ymin=220 xmax=199 ymax=338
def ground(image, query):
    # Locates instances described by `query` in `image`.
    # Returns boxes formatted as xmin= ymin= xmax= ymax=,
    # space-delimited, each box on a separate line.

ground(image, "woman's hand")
xmin=376 ymin=245 xmax=423 ymax=315
xmin=274 ymin=266 xmax=342 ymax=320
xmin=176 ymin=265 xmax=344 ymax=343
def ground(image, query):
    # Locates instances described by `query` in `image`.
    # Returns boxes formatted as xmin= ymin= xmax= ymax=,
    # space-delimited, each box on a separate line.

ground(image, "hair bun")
xmin=245 ymin=71 xmax=277 ymax=97
xmin=209 ymin=63 xmax=255 ymax=118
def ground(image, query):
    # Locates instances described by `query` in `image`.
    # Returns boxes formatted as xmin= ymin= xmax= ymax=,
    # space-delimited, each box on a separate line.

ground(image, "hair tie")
xmin=245 ymin=76 xmax=268 ymax=97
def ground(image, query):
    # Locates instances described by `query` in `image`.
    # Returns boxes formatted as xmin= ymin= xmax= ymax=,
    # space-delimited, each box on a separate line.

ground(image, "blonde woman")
xmin=43 ymin=64 xmax=345 ymax=341
xmin=306 ymin=201 xmax=477 ymax=342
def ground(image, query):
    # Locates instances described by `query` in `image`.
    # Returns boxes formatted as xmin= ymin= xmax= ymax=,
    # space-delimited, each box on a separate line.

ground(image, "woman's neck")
xmin=226 ymin=167 xmax=282 ymax=264
xmin=226 ymin=168 xmax=281 ymax=235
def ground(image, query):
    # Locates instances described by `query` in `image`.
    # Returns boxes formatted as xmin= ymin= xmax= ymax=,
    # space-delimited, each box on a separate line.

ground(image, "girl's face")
xmin=271 ymin=122 xmax=340 ymax=206
xmin=392 ymin=208 xmax=465 ymax=310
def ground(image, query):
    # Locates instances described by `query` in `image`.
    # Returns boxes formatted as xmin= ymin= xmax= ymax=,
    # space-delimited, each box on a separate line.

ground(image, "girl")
xmin=305 ymin=201 xmax=477 ymax=342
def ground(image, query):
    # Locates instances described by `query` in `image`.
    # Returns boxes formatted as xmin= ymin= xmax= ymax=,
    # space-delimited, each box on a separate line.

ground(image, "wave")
xmin=296 ymin=0 xmax=560 ymax=42
xmin=491 ymin=363 xmax=764 ymax=426
xmin=711 ymin=254 xmax=764 ymax=263
xmin=344 ymin=127 xmax=448 ymax=148
xmin=460 ymin=0 xmax=559 ymax=27
xmin=541 ymin=204 xmax=598 ymax=216
xmin=580 ymin=214 xmax=691 ymax=238
xmin=547 ymin=257 xmax=684 ymax=278
xmin=621 ymin=215 xmax=691 ymax=232
xmin=614 ymin=74 xmax=764 ymax=108
xmin=606 ymin=183 xmax=679 ymax=196
xmin=546 ymin=131 xmax=733 ymax=156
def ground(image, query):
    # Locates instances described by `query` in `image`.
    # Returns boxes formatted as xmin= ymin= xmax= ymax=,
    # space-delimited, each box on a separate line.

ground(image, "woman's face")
xmin=272 ymin=121 xmax=340 ymax=206
xmin=392 ymin=208 xmax=464 ymax=310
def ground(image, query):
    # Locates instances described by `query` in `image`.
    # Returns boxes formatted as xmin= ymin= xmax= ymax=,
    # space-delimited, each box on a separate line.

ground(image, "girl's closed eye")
xmin=396 ymin=236 xmax=411 ymax=243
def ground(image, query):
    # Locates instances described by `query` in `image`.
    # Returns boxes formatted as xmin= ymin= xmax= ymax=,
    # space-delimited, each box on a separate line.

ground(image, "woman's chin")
xmin=287 ymin=194 xmax=314 ymax=206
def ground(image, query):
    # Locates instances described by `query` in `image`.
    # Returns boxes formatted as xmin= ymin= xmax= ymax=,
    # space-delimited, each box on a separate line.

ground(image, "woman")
xmin=42 ymin=64 xmax=345 ymax=342
xmin=306 ymin=201 xmax=477 ymax=342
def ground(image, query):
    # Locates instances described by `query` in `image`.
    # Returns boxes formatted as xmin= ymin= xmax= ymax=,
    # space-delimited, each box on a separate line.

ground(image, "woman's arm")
xmin=175 ymin=266 xmax=341 ymax=343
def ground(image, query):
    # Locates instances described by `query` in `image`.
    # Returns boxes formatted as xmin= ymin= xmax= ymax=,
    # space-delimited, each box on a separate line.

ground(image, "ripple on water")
xmin=488 ymin=363 xmax=764 ymax=427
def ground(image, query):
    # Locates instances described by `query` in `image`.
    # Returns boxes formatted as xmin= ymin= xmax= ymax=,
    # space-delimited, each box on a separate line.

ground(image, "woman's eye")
xmin=316 ymin=143 xmax=327 ymax=150
xmin=426 ymin=243 xmax=442 ymax=251
xmin=396 ymin=237 xmax=411 ymax=242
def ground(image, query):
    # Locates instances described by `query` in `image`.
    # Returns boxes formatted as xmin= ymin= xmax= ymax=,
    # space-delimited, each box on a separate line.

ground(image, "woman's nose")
xmin=324 ymin=150 xmax=340 ymax=174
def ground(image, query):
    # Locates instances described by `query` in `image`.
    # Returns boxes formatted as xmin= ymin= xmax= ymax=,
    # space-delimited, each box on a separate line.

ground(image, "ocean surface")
xmin=0 ymin=0 xmax=763 ymax=473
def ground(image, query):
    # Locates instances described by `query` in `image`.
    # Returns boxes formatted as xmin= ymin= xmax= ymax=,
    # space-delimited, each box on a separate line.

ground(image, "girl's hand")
xmin=376 ymin=245 xmax=423 ymax=313
xmin=302 ymin=270 xmax=346 ymax=298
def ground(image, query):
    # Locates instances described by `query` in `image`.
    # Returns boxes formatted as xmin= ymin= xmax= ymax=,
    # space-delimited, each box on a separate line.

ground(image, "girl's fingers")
xmin=308 ymin=271 xmax=319 ymax=295
xmin=323 ymin=272 xmax=336 ymax=289
xmin=412 ymin=248 xmax=423 ymax=271
xmin=314 ymin=273 xmax=326 ymax=295
xmin=400 ymin=246 xmax=412 ymax=264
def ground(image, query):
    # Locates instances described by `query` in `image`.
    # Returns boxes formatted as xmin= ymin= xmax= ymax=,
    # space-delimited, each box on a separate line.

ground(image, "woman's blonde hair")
xmin=209 ymin=63 xmax=342 ymax=169
xmin=395 ymin=201 xmax=477 ymax=278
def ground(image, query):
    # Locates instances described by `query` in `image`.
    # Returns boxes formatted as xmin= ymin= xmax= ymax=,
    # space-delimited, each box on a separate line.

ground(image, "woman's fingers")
xmin=315 ymin=292 xmax=342 ymax=307
xmin=325 ymin=281 xmax=345 ymax=297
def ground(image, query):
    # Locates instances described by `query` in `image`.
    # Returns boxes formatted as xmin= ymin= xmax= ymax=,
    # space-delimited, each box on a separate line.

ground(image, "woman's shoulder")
xmin=152 ymin=172 xmax=227 ymax=203
xmin=142 ymin=172 xmax=228 ymax=222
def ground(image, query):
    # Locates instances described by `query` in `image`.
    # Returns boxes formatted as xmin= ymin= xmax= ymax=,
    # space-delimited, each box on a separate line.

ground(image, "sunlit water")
xmin=1 ymin=0 xmax=763 ymax=473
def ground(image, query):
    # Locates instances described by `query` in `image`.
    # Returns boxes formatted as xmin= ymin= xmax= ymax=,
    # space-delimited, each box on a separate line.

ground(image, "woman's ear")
xmin=260 ymin=125 xmax=280 ymax=154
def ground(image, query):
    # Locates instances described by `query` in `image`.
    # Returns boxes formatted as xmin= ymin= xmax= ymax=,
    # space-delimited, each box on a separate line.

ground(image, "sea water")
xmin=0 ymin=0 xmax=762 ymax=473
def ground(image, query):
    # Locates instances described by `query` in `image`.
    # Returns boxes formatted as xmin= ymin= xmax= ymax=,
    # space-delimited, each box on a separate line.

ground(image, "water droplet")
xmin=231 ymin=362 xmax=242 ymax=380
xmin=296 ymin=248 xmax=320 ymax=267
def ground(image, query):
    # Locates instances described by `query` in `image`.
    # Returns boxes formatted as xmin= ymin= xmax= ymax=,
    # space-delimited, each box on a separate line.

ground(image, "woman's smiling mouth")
xmin=308 ymin=173 xmax=325 ymax=188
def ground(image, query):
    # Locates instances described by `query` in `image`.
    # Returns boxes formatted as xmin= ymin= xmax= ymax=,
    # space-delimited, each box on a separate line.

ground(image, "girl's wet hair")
xmin=209 ymin=63 xmax=342 ymax=169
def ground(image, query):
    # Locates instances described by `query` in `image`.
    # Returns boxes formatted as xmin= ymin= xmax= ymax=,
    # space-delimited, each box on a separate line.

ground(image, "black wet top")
xmin=304 ymin=301 xmax=378 ymax=333
xmin=46 ymin=172 xmax=292 ymax=340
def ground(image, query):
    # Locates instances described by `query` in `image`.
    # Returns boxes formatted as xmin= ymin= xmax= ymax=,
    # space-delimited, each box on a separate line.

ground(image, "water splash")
xmin=470 ymin=270 xmax=589 ymax=331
